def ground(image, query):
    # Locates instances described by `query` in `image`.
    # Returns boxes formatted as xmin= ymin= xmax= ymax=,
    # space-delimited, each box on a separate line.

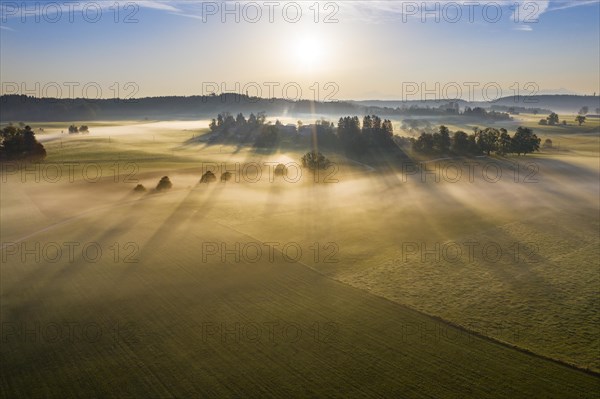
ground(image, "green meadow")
xmin=1 ymin=118 xmax=599 ymax=397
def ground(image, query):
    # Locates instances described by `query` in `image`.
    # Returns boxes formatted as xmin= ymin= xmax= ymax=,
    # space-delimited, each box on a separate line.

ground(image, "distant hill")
xmin=480 ymin=95 xmax=600 ymax=113
xmin=1 ymin=94 xmax=598 ymax=122
xmin=352 ymin=95 xmax=600 ymax=114
xmin=349 ymin=99 xmax=469 ymax=109
xmin=0 ymin=94 xmax=363 ymax=122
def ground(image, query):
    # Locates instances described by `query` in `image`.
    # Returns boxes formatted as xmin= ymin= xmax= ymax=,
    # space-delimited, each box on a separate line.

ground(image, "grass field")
xmin=1 ymin=119 xmax=599 ymax=397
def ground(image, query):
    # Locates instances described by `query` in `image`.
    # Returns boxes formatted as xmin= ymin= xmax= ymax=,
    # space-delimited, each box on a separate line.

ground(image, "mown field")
xmin=1 ymin=119 xmax=599 ymax=397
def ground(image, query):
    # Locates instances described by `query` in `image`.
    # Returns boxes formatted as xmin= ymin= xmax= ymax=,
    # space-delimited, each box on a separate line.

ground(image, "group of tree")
xmin=413 ymin=125 xmax=541 ymax=156
xmin=539 ymin=112 xmax=562 ymax=126
xmin=68 ymin=125 xmax=89 ymax=134
xmin=462 ymin=107 xmax=511 ymax=121
xmin=254 ymin=124 xmax=279 ymax=147
xmin=209 ymin=112 xmax=275 ymax=146
xmin=206 ymin=112 xmax=547 ymax=160
xmin=301 ymin=151 xmax=332 ymax=171
xmin=207 ymin=112 xmax=399 ymax=156
xmin=0 ymin=125 xmax=46 ymax=161
xmin=296 ymin=119 xmax=338 ymax=148
xmin=413 ymin=125 xmax=460 ymax=155
xmin=209 ymin=111 xmax=267 ymax=132
xmin=208 ymin=112 xmax=340 ymax=149
xmin=539 ymin=112 xmax=587 ymax=126
xmin=337 ymin=115 xmax=394 ymax=156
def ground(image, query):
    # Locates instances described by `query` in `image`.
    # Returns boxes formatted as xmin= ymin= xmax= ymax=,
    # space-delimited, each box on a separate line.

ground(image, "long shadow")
xmin=117 ymin=137 xmax=281 ymax=279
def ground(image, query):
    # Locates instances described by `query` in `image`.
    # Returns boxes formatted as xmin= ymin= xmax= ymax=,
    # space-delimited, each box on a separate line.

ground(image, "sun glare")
xmin=293 ymin=36 xmax=325 ymax=71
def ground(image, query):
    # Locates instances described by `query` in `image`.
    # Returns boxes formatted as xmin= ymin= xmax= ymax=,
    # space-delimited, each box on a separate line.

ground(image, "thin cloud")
xmin=514 ymin=25 xmax=533 ymax=31
xmin=511 ymin=0 xmax=598 ymax=31
xmin=548 ymin=0 xmax=599 ymax=12
xmin=332 ymin=1 xmax=545 ymax=25
xmin=3 ymin=1 xmax=593 ymax=26
xmin=134 ymin=1 xmax=181 ymax=13
xmin=332 ymin=0 xmax=596 ymax=27
xmin=0 ymin=0 xmax=182 ymax=20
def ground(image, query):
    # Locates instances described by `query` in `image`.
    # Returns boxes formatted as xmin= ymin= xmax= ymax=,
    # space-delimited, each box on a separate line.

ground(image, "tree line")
xmin=208 ymin=112 xmax=400 ymax=156
xmin=208 ymin=112 xmax=542 ymax=157
xmin=462 ymin=107 xmax=511 ymax=121
xmin=209 ymin=112 xmax=280 ymax=147
xmin=337 ymin=115 xmax=395 ymax=155
xmin=412 ymin=126 xmax=541 ymax=156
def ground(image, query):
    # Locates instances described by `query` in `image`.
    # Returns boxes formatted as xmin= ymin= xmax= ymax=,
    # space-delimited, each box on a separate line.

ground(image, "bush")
xmin=200 ymin=171 xmax=217 ymax=183
xmin=133 ymin=184 xmax=146 ymax=192
xmin=274 ymin=163 xmax=287 ymax=177
xmin=220 ymin=171 xmax=232 ymax=182
xmin=301 ymin=151 xmax=332 ymax=171
xmin=156 ymin=176 xmax=172 ymax=191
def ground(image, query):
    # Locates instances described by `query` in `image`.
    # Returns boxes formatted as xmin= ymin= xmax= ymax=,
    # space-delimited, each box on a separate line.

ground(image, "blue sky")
xmin=1 ymin=0 xmax=599 ymax=100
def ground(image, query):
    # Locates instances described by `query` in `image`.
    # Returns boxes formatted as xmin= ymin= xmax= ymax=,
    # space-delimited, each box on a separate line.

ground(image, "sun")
xmin=293 ymin=36 xmax=325 ymax=71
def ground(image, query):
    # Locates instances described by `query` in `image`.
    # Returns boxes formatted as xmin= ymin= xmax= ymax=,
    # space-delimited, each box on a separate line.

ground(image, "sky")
xmin=1 ymin=0 xmax=599 ymax=101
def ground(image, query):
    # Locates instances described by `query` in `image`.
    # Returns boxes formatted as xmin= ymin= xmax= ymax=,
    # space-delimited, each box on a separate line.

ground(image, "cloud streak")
xmin=1 ymin=0 xmax=597 ymax=29
xmin=333 ymin=0 xmax=596 ymax=30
